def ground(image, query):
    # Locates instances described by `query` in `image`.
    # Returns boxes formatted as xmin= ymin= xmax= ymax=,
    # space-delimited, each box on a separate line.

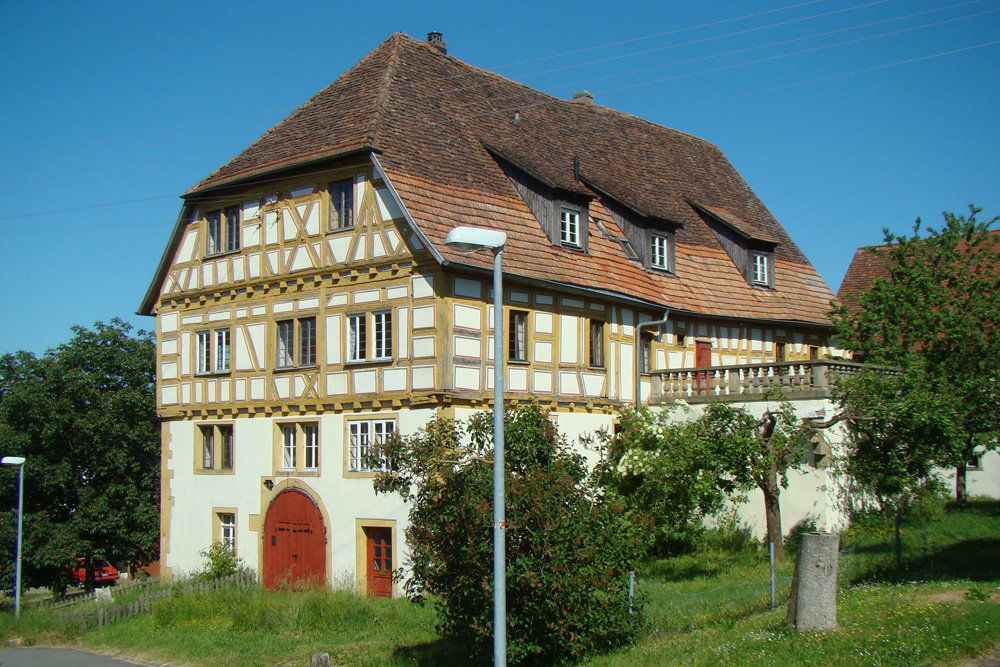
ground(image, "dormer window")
xmin=560 ymin=208 xmax=580 ymax=247
xmin=650 ymin=233 xmax=675 ymax=272
xmin=752 ymin=252 xmax=769 ymax=285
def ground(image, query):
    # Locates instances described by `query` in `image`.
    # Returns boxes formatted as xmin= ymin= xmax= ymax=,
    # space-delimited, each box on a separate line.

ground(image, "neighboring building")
xmin=140 ymin=32 xmax=846 ymax=593
xmin=837 ymin=235 xmax=1000 ymax=500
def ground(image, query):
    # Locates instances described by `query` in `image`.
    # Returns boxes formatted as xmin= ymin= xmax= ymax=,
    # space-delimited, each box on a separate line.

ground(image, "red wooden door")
xmin=263 ymin=489 xmax=326 ymax=589
xmin=695 ymin=341 xmax=712 ymax=394
xmin=365 ymin=526 xmax=393 ymax=598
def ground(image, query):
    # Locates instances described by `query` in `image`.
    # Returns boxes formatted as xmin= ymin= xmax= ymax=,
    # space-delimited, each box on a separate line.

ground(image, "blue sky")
xmin=1 ymin=0 xmax=997 ymax=355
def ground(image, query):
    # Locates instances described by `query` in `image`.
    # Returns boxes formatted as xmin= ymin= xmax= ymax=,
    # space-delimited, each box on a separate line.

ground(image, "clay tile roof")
xmin=181 ymin=32 xmax=837 ymax=326
xmin=837 ymin=229 xmax=1000 ymax=315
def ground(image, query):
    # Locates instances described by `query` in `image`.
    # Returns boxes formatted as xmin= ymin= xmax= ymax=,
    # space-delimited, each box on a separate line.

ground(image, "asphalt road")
xmin=0 ymin=648 xmax=169 ymax=667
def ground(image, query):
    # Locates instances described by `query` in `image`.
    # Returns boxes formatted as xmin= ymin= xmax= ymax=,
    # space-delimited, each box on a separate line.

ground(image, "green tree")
xmin=694 ymin=397 xmax=811 ymax=562
xmin=0 ymin=319 xmax=160 ymax=592
xmin=372 ymin=404 xmax=642 ymax=665
xmin=594 ymin=405 xmax=734 ymax=557
xmin=831 ymin=206 xmax=1000 ymax=506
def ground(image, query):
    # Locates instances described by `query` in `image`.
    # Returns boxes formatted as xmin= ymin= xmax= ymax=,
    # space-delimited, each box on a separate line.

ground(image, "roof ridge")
xmin=366 ymin=33 xmax=404 ymax=148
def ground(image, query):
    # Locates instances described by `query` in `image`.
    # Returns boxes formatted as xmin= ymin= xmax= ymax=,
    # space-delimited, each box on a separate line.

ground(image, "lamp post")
xmin=1 ymin=457 xmax=25 ymax=619
xmin=444 ymin=226 xmax=508 ymax=666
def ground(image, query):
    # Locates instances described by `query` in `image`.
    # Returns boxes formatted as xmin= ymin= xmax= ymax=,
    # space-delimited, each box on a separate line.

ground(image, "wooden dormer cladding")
xmin=487 ymin=148 xmax=591 ymax=253
xmin=587 ymin=181 xmax=678 ymax=274
xmin=693 ymin=202 xmax=778 ymax=289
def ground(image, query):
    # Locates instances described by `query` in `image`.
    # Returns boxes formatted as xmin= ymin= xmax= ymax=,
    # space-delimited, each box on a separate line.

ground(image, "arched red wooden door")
xmin=262 ymin=489 xmax=326 ymax=589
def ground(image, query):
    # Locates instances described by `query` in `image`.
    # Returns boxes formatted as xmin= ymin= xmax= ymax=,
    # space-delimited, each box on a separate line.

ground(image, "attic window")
xmin=560 ymin=208 xmax=581 ymax=247
xmin=328 ymin=179 xmax=355 ymax=231
xmin=206 ymin=206 xmax=241 ymax=257
xmin=752 ymin=252 xmax=769 ymax=285
xmin=650 ymin=233 xmax=674 ymax=272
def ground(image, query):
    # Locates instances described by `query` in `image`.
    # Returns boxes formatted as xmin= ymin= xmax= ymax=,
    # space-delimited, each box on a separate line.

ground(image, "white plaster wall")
xmin=166 ymin=410 xmax=433 ymax=586
xmin=936 ymin=449 xmax=1000 ymax=500
xmin=679 ymin=397 xmax=850 ymax=539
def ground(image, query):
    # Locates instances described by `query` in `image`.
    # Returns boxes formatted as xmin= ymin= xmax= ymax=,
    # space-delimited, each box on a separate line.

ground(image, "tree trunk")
xmin=762 ymin=470 xmax=784 ymax=561
xmin=955 ymin=463 xmax=967 ymax=508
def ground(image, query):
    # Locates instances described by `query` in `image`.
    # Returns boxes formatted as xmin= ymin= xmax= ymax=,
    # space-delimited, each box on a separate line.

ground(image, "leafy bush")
xmin=373 ymin=404 xmax=643 ymax=665
xmin=197 ymin=541 xmax=248 ymax=580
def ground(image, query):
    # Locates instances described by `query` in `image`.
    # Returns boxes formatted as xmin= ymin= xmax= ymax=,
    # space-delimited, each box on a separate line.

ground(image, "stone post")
xmin=786 ymin=532 xmax=839 ymax=631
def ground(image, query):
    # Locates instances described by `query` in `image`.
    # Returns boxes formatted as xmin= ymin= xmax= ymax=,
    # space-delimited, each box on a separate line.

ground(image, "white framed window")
xmin=328 ymin=179 xmax=355 ymax=231
xmin=348 ymin=312 xmax=393 ymax=362
xmin=640 ymin=333 xmax=653 ymax=373
xmin=651 ymin=234 xmax=671 ymax=270
xmin=278 ymin=422 xmax=320 ymax=473
xmin=560 ymin=208 xmax=580 ymax=247
xmin=218 ymin=512 xmax=236 ymax=551
xmin=303 ymin=423 xmax=319 ymax=470
xmin=196 ymin=328 xmax=231 ymax=375
xmin=373 ymin=311 xmax=392 ymax=360
xmin=281 ymin=424 xmax=296 ymax=470
xmin=752 ymin=253 xmax=769 ymax=286
xmin=348 ymin=314 xmax=367 ymax=361
xmin=589 ymin=320 xmax=605 ymax=368
xmin=206 ymin=205 xmax=240 ymax=256
xmin=276 ymin=317 xmax=317 ymax=368
xmin=509 ymin=310 xmax=528 ymax=361
xmin=349 ymin=419 xmax=395 ymax=473
xmin=201 ymin=426 xmax=214 ymax=469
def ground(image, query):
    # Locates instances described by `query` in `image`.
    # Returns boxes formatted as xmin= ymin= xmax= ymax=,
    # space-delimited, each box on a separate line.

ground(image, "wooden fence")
xmin=60 ymin=570 xmax=257 ymax=631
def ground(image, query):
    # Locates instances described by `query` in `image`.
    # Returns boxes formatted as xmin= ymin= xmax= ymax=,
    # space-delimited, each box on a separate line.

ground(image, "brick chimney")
xmin=427 ymin=31 xmax=447 ymax=54
xmin=572 ymin=90 xmax=594 ymax=105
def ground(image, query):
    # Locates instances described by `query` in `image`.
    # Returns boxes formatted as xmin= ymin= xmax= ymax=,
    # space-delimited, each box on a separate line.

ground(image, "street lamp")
xmin=444 ymin=226 xmax=508 ymax=666
xmin=1 ymin=456 xmax=25 ymax=619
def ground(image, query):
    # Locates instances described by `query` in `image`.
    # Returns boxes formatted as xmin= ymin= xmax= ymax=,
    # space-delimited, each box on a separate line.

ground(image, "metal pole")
xmin=628 ymin=570 xmax=635 ymax=616
xmin=894 ymin=512 xmax=901 ymax=572
xmin=14 ymin=463 xmax=23 ymax=620
xmin=492 ymin=247 xmax=506 ymax=667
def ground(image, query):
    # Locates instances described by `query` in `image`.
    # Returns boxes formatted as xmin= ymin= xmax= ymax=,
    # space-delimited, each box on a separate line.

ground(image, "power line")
xmin=0 ymin=0 xmax=851 ymax=165
xmin=6 ymin=35 xmax=996 ymax=232
xmin=516 ymin=0 xmax=896 ymax=80
xmin=494 ymin=0 xmax=833 ymax=69
xmin=593 ymin=8 xmax=1000 ymax=96
xmin=0 ymin=107 xmax=294 ymax=161
xmin=549 ymin=2 xmax=994 ymax=92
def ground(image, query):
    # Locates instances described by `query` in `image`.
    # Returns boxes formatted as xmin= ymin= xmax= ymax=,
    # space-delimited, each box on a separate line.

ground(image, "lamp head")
xmin=445 ymin=226 xmax=507 ymax=253
xmin=1 ymin=457 xmax=25 ymax=465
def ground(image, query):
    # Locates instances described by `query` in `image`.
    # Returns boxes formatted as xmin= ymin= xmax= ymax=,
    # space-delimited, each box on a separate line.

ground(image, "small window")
xmin=348 ymin=312 xmax=392 ymax=362
xmin=201 ymin=426 xmax=214 ymax=470
xmin=303 ymin=423 xmax=319 ymax=470
xmin=329 ymin=179 xmax=355 ymax=231
xmin=196 ymin=328 xmax=231 ymax=375
xmin=220 ymin=425 xmax=234 ymax=470
xmin=348 ymin=314 xmax=367 ymax=361
xmin=206 ymin=206 xmax=240 ymax=256
xmin=640 ymin=333 xmax=653 ymax=373
xmin=373 ymin=311 xmax=392 ymax=360
xmin=199 ymin=424 xmax=235 ymax=473
xmin=650 ymin=234 xmax=672 ymax=271
xmin=752 ymin=253 xmax=769 ymax=286
xmin=589 ymin=320 xmax=605 ymax=368
xmin=218 ymin=513 xmax=236 ymax=551
xmin=560 ymin=208 xmax=580 ymax=247
xmin=967 ymin=452 xmax=983 ymax=471
xmin=278 ymin=422 xmax=320 ymax=473
xmin=349 ymin=419 xmax=395 ymax=473
xmin=276 ymin=317 xmax=317 ymax=368
xmin=509 ymin=310 xmax=528 ymax=362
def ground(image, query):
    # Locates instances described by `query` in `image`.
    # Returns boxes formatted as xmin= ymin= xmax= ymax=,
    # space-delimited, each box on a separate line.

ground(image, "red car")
xmin=71 ymin=558 xmax=119 ymax=587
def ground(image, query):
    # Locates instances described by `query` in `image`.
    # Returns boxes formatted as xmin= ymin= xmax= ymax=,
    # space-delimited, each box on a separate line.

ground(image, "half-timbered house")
xmin=141 ymin=32 xmax=847 ymax=593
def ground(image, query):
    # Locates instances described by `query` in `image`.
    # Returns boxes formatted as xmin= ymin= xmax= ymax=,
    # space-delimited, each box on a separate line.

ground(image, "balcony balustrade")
xmin=648 ymin=359 xmax=868 ymax=403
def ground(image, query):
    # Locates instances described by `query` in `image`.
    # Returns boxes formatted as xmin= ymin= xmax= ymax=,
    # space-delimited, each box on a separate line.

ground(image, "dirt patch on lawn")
xmin=919 ymin=589 xmax=1000 ymax=604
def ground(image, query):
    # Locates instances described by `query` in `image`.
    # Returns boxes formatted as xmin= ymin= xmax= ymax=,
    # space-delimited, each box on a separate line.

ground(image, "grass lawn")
xmin=1 ymin=500 xmax=997 ymax=666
